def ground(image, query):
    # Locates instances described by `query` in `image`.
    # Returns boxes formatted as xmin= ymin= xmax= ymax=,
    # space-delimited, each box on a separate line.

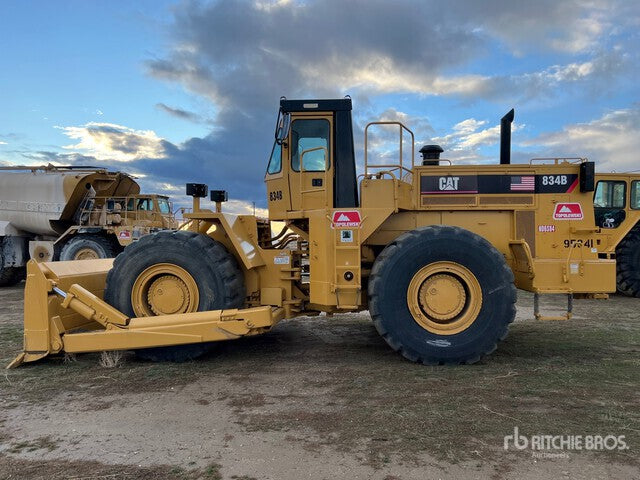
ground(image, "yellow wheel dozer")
xmin=8 ymin=98 xmax=619 ymax=368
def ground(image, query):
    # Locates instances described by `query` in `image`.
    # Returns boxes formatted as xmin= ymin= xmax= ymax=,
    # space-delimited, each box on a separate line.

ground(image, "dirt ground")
xmin=0 ymin=283 xmax=638 ymax=480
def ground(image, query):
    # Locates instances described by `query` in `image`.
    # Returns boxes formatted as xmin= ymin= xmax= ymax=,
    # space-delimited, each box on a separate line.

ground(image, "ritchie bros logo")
xmin=504 ymin=427 xmax=628 ymax=452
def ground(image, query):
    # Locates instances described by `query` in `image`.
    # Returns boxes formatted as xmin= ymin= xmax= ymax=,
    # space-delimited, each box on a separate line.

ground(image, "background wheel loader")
xmin=9 ymin=98 xmax=619 ymax=369
xmin=0 ymin=165 xmax=178 ymax=287
xmin=592 ymin=173 xmax=640 ymax=297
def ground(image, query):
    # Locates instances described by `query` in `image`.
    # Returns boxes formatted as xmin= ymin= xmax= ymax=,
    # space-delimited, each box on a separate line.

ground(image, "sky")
xmin=1 ymin=0 xmax=638 ymax=213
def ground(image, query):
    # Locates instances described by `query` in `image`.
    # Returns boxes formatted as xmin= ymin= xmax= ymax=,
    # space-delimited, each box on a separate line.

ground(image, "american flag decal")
xmin=510 ymin=176 xmax=535 ymax=191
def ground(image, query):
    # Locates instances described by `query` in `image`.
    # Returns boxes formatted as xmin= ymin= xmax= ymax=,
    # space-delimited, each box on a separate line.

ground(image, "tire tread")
xmin=105 ymin=231 xmax=245 ymax=362
xmin=368 ymin=225 xmax=516 ymax=365
xmin=60 ymin=234 xmax=119 ymax=261
xmin=616 ymin=225 xmax=640 ymax=297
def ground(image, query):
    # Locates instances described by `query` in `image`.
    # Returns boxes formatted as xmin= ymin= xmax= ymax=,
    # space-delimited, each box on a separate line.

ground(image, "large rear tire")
xmin=616 ymin=226 xmax=640 ymax=297
xmin=0 ymin=266 xmax=23 ymax=287
xmin=59 ymin=235 xmax=118 ymax=261
xmin=104 ymin=231 xmax=245 ymax=362
xmin=0 ymin=237 xmax=25 ymax=287
xmin=368 ymin=225 xmax=516 ymax=365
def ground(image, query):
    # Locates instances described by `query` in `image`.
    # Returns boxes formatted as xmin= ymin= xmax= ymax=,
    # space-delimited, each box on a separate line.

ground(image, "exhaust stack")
xmin=500 ymin=109 xmax=514 ymax=165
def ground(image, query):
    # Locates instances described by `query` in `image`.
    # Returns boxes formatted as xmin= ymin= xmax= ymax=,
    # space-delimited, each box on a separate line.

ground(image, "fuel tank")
xmin=0 ymin=166 xmax=139 ymax=235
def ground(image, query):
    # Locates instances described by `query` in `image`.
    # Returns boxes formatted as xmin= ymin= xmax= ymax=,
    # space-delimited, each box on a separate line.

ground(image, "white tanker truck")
xmin=0 ymin=165 xmax=177 ymax=286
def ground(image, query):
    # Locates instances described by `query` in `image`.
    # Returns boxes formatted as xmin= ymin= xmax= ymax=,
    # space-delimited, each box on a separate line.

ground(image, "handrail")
xmin=364 ymin=122 xmax=415 ymax=179
xmin=529 ymin=157 xmax=587 ymax=165
xmin=433 ymin=159 xmax=453 ymax=165
xmin=76 ymin=194 xmax=175 ymax=226
xmin=299 ymin=146 xmax=329 ymax=209
xmin=363 ymin=170 xmax=398 ymax=180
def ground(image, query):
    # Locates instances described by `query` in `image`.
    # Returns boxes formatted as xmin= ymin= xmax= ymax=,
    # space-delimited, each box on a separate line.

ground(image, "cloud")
xmin=57 ymin=122 xmax=166 ymax=162
xmin=357 ymin=111 xmax=521 ymax=166
xmin=16 ymin=150 xmax=105 ymax=167
xmin=307 ymin=53 xmax=627 ymax=101
xmin=148 ymin=0 xmax=633 ymax=101
xmin=450 ymin=0 xmax=612 ymax=55
xmin=0 ymin=141 xmax=7 ymax=145
xmin=360 ymin=108 xmax=434 ymax=168
xmin=13 ymin=0 xmax=630 ymax=210
xmin=156 ymin=103 xmax=207 ymax=123
xmin=523 ymin=104 xmax=640 ymax=172
xmin=368 ymin=108 xmax=433 ymax=144
xmin=428 ymin=116 xmax=524 ymax=164
xmin=348 ymin=50 xmax=628 ymax=102
xmin=453 ymin=119 xmax=487 ymax=136
xmin=133 ymin=0 xmax=636 ymax=207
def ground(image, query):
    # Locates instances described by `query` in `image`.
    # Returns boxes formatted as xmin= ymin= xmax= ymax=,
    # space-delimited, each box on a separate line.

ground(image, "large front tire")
xmin=616 ymin=226 xmax=640 ymax=298
xmin=368 ymin=226 xmax=516 ymax=365
xmin=104 ymin=231 xmax=245 ymax=362
xmin=59 ymin=235 xmax=118 ymax=261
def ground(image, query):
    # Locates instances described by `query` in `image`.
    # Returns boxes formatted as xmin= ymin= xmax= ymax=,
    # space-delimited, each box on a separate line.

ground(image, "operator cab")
xmin=264 ymin=98 xmax=358 ymax=220
xmin=594 ymin=180 xmax=627 ymax=228
xmin=593 ymin=178 xmax=640 ymax=229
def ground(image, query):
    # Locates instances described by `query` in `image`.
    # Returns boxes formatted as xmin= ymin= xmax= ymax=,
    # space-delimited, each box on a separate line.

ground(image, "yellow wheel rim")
xmin=131 ymin=263 xmax=199 ymax=317
xmin=407 ymin=261 xmax=482 ymax=335
xmin=74 ymin=248 xmax=100 ymax=260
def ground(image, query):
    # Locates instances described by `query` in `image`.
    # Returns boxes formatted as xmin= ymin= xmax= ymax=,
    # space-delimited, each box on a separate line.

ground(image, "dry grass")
xmin=0 ymin=287 xmax=638 ymax=470
xmin=99 ymin=350 xmax=125 ymax=368
xmin=63 ymin=353 xmax=77 ymax=364
xmin=0 ymin=456 xmax=224 ymax=480
xmin=6 ymin=435 xmax=58 ymax=454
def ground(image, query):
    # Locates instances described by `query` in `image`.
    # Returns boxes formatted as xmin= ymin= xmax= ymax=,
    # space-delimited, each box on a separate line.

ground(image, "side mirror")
xmin=275 ymin=111 xmax=291 ymax=145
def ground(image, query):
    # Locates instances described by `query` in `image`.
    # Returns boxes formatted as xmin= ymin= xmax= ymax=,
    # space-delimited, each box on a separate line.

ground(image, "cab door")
xmin=594 ymin=180 xmax=627 ymax=228
xmin=265 ymin=140 xmax=292 ymax=218
xmin=288 ymin=115 xmax=333 ymax=213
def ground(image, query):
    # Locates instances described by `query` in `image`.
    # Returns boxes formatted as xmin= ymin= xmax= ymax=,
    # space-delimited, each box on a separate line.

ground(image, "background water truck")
xmin=0 ymin=164 xmax=177 ymax=286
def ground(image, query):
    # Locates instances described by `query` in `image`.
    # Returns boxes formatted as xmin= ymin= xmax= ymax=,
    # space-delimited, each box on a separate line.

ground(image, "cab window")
xmin=594 ymin=181 xmax=626 ymax=208
xmin=157 ymin=198 xmax=171 ymax=214
xmin=631 ymin=181 xmax=640 ymax=210
xmin=266 ymin=142 xmax=282 ymax=174
xmin=291 ymin=119 xmax=329 ymax=172
xmin=136 ymin=198 xmax=153 ymax=211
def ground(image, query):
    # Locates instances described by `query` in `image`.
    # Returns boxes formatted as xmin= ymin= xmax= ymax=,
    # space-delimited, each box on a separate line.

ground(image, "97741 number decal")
xmin=564 ymin=239 xmax=594 ymax=248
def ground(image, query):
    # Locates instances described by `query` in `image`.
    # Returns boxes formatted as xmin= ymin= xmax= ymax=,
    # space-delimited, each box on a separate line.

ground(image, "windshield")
xmin=291 ymin=119 xmax=329 ymax=172
xmin=631 ymin=181 xmax=640 ymax=210
xmin=594 ymin=181 xmax=626 ymax=208
xmin=132 ymin=198 xmax=153 ymax=211
xmin=157 ymin=198 xmax=171 ymax=214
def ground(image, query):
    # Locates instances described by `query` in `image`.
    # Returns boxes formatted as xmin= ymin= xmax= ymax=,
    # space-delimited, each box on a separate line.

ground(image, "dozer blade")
xmin=8 ymin=260 xmax=283 ymax=368
xmin=9 ymin=259 xmax=114 ymax=368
